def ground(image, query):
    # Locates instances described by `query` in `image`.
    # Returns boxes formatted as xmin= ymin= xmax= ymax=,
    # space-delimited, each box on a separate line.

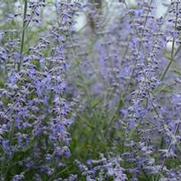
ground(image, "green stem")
xmin=160 ymin=56 xmax=174 ymax=81
xmin=160 ymin=2 xmax=178 ymax=80
xmin=18 ymin=0 xmax=28 ymax=72
xmin=156 ymin=122 xmax=180 ymax=181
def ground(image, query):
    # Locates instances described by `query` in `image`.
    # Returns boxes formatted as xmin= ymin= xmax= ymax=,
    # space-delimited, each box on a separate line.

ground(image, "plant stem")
xmin=18 ymin=0 xmax=28 ymax=72
xmin=160 ymin=2 xmax=178 ymax=81
xmin=156 ymin=122 xmax=180 ymax=181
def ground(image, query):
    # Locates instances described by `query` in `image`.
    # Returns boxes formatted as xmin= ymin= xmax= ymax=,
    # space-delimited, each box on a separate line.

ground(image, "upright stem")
xmin=18 ymin=0 xmax=28 ymax=72
xmin=125 ymin=0 xmax=153 ymax=94
xmin=156 ymin=122 xmax=180 ymax=181
xmin=160 ymin=2 xmax=178 ymax=80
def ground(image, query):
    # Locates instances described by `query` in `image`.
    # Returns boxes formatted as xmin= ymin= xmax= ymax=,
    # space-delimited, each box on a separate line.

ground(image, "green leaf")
xmin=32 ymin=60 xmax=41 ymax=70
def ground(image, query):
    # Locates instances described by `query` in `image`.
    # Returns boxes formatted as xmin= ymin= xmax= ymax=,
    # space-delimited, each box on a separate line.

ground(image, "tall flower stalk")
xmin=18 ymin=0 xmax=28 ymax=71
xmin=160 ymin=1 xmax=179 ymax=80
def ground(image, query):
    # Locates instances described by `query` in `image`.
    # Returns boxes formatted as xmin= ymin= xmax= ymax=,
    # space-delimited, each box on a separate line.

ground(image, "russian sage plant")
xmin=0 ymin=0 xmax=181 ymax=180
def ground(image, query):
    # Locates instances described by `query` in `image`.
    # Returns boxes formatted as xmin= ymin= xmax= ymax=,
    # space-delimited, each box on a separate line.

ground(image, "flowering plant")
xmin=0 ymin=0 xmax=181 ymax=180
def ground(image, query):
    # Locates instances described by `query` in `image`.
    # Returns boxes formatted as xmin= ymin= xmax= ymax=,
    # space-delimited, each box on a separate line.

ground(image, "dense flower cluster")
xmin=0 ymin=0 xmax=181 ymax=180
